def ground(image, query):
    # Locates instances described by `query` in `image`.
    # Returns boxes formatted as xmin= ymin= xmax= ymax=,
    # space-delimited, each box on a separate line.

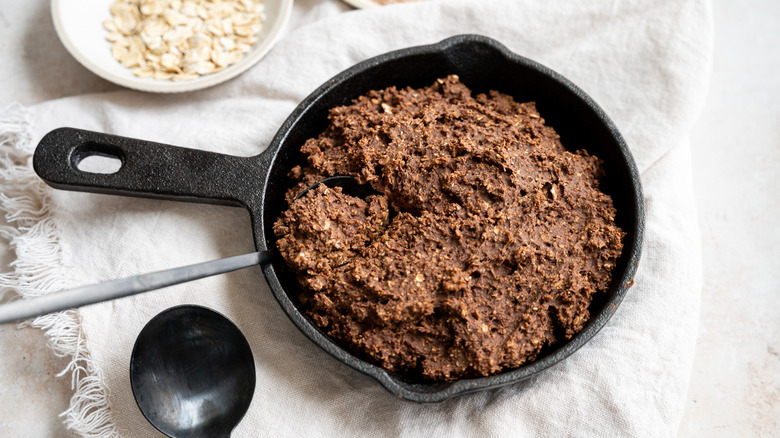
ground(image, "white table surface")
xmin=1 ymin=0 xmax=778 ymax=436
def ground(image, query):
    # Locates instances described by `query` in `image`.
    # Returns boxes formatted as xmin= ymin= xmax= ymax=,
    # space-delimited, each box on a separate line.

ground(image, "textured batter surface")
xmin=274 ymin=75 xmax=624 ymax=381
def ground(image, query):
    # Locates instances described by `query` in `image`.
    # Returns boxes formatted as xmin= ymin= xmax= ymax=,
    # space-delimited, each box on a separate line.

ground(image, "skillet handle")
xmin=33 ymin=127 xmax=262 ymax=208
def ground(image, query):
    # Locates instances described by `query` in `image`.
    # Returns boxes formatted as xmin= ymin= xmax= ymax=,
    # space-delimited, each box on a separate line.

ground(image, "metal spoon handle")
xmin=0 ymin=251 xmax=271 ymax=324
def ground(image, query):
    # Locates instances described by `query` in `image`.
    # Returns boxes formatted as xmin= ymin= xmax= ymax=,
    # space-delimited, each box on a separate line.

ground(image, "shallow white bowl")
xmin=52 ymin=0 xmax=293 ymax=93
xmin=341 ymin=0 xmax=420 ymax=8
xmin=341 ymin=0 xmax=381 ymax=8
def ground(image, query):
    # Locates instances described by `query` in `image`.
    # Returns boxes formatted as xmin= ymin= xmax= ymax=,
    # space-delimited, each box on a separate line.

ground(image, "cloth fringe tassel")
xmin=0 ymin=104 xmax=118 ymax=438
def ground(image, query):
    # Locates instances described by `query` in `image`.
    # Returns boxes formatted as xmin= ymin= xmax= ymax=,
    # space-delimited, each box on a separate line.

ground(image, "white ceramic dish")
xmin=341 ymin=0 xmax=381 ymax=8
xmin=51 ymin=0 xmax=293 ymax=93
xmin=341 ymin=0 xmax=420 ymax=8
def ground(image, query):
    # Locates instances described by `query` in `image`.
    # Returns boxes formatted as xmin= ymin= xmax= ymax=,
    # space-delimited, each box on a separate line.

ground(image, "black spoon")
xmin=130 ymin=305 xmax=255 ymax=438
xmin=0 ymin=176 xmax=376 ymax=324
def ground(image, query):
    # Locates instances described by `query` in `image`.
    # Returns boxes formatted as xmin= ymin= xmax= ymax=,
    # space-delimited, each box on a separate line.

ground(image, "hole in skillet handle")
xmin=71 ymin=142 xmax=125 ymax=175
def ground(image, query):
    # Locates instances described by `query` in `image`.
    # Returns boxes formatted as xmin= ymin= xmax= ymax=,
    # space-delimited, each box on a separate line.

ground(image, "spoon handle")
xmin=0 ymin=251 xmax=271 ymax=324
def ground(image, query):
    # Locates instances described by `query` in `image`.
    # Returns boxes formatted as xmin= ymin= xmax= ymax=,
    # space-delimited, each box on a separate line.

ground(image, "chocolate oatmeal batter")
xmin=274 ymin=75 xmax=624 ymax=381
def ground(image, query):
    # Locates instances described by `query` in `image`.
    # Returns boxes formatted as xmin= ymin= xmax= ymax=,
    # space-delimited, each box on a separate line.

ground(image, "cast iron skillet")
xmin=33 ymin=34 xmax=644 ymax=403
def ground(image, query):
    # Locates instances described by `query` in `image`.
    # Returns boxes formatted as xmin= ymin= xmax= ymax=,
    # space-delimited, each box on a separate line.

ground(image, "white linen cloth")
xmin=0 ymin=0 xmax=712 ymax=436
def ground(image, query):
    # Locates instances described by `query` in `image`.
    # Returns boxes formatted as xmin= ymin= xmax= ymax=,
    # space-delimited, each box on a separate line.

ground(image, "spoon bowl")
xmin=130 ymin=305 xmax=255 ymax=438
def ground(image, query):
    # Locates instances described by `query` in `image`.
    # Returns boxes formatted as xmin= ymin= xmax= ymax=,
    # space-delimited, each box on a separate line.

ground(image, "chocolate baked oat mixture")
xmin=273 ymin=75 xmax=624 ymax=381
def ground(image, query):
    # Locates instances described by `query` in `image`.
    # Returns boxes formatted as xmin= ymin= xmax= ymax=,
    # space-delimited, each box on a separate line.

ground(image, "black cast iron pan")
xmin=33 ymin=34 xmax=644 ymax=403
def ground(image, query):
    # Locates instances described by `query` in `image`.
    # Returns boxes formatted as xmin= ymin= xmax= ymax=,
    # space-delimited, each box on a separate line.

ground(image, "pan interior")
xmin=258 ymin=36 xmax=641 ymax=398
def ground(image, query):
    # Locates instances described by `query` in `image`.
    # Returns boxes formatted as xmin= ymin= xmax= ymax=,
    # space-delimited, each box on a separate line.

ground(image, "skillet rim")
xmin=257 ymin=34 xmax=645 ymax=403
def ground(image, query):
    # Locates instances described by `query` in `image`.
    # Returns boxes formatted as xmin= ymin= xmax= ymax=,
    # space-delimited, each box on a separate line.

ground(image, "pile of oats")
xmin=104 ymin=0 xmax=266 ymax=81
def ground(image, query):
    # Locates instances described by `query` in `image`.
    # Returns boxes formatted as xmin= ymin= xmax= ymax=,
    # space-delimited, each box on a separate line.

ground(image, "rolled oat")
xmin=104 ymin=0 xmax=266 ymax=81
